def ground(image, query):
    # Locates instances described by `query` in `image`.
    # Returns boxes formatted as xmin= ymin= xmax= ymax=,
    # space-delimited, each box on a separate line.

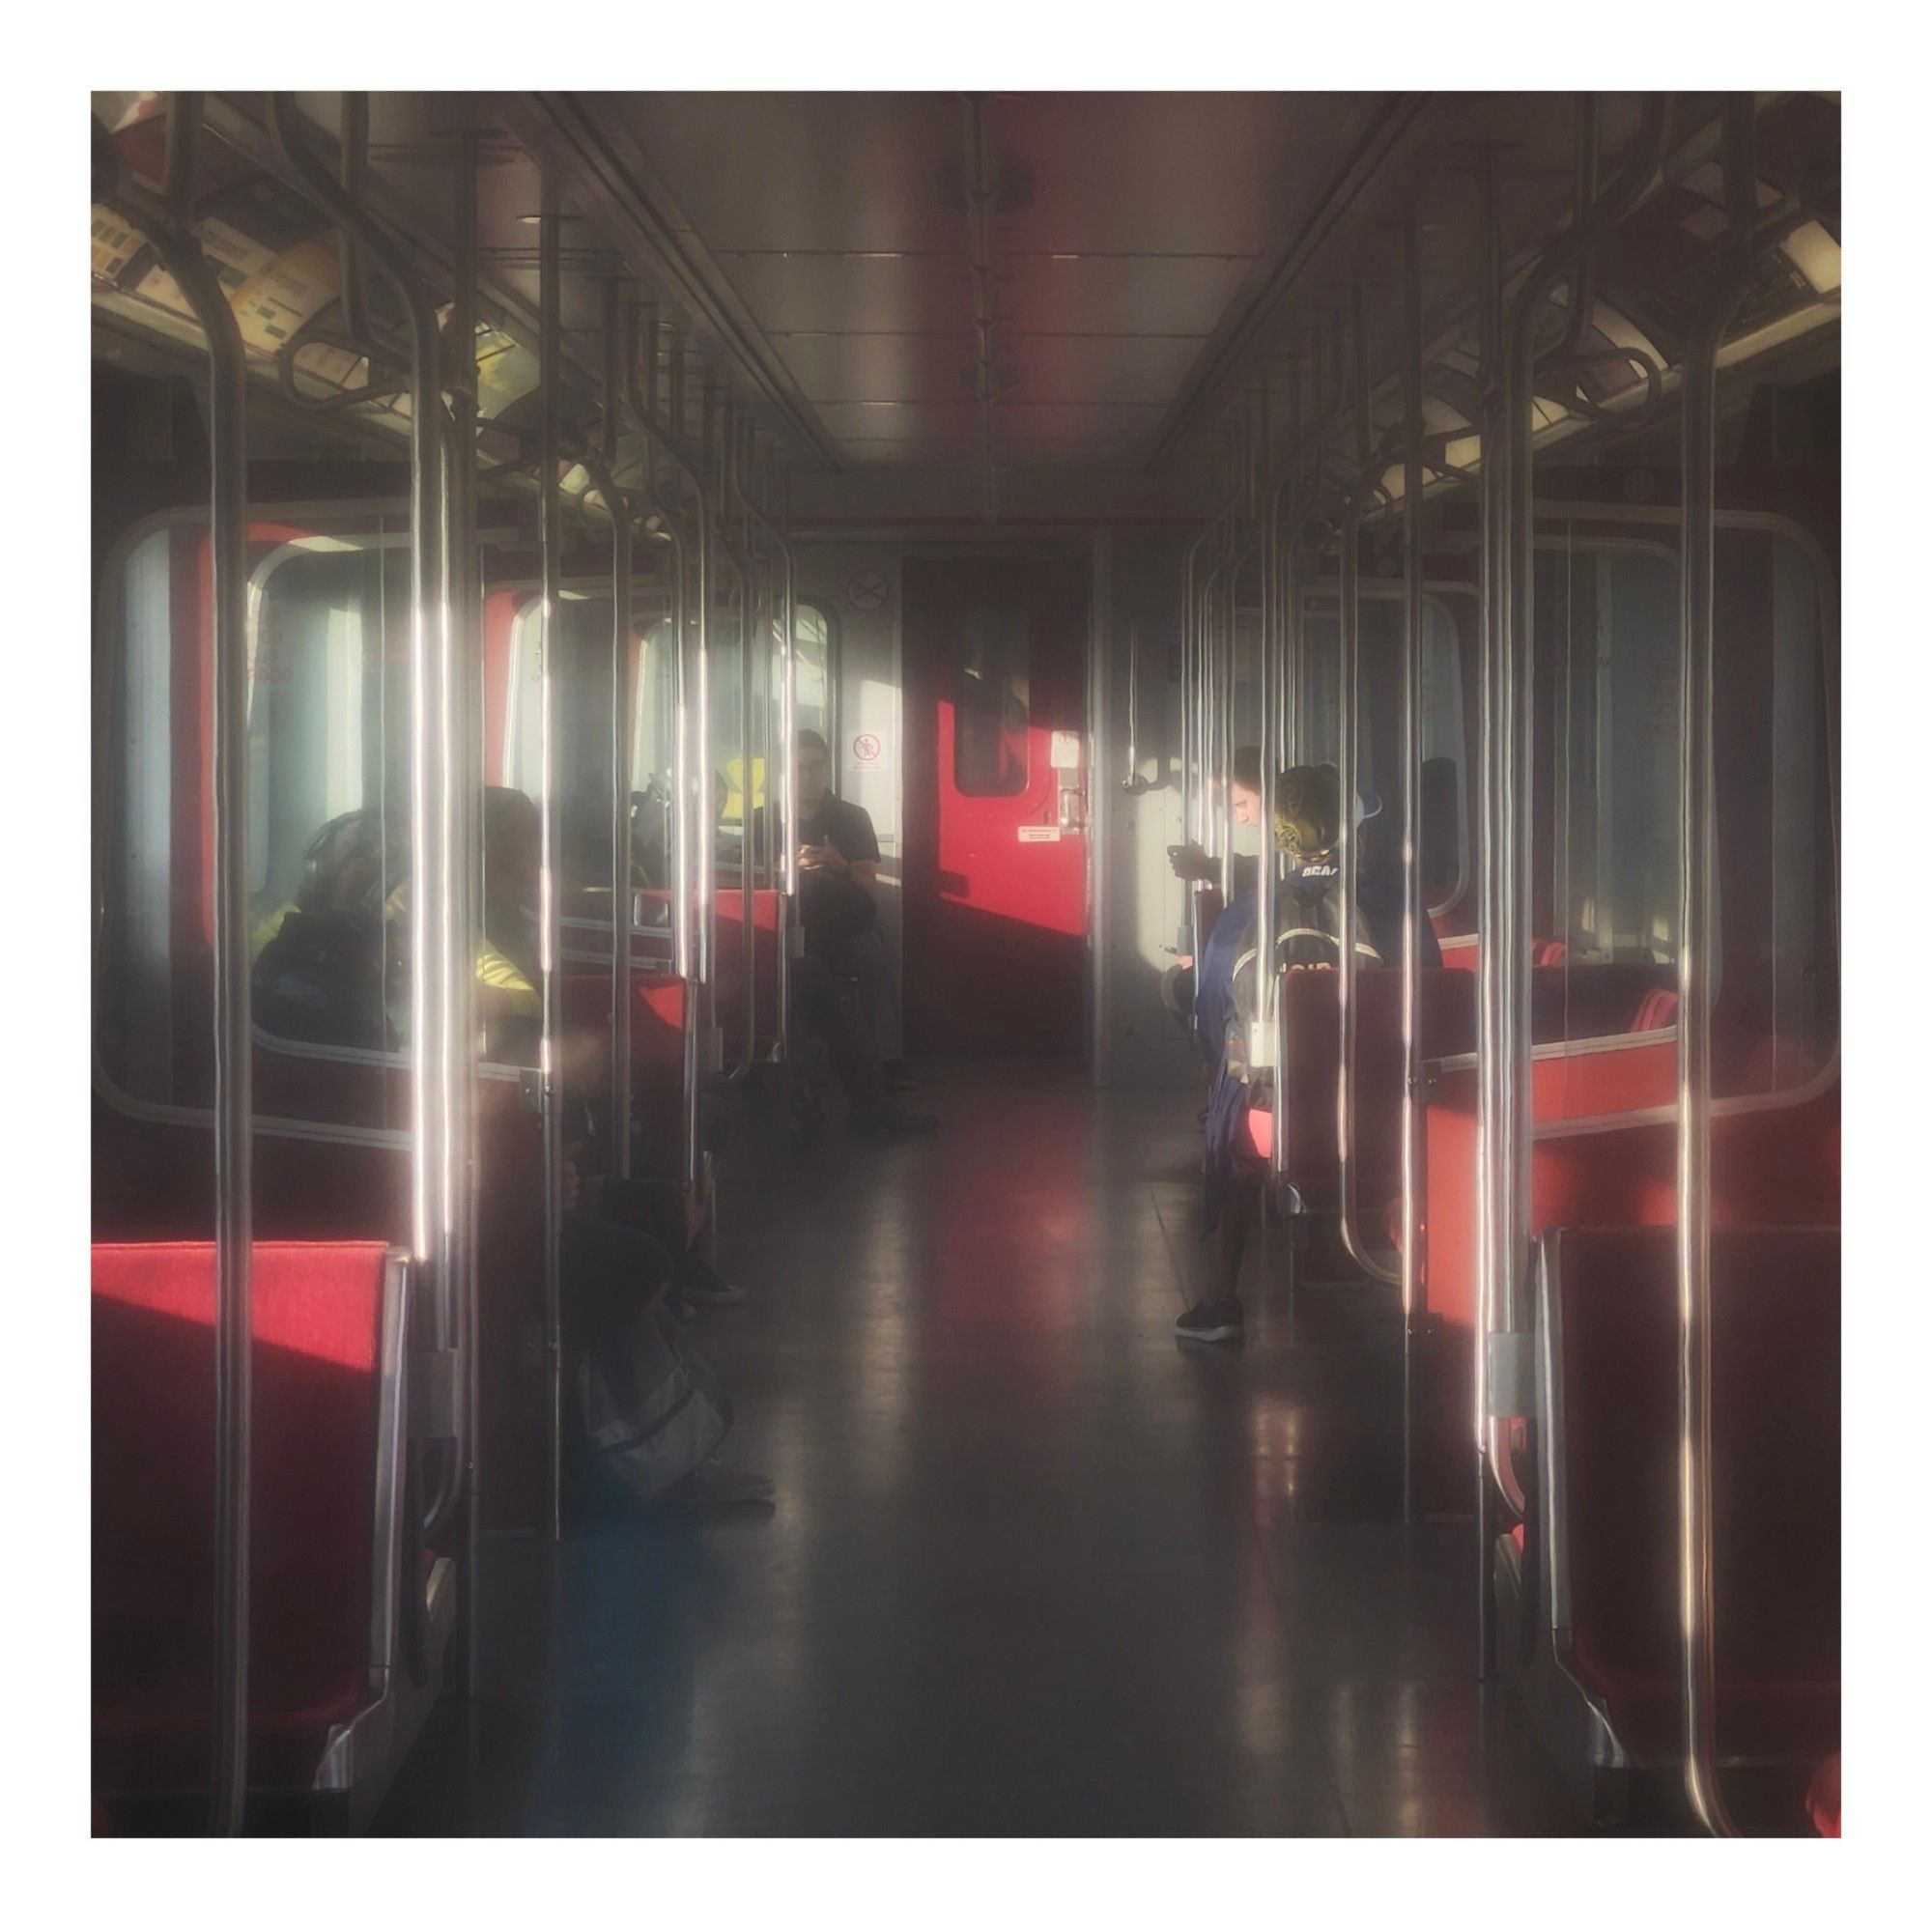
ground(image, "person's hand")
xmin=801 ymin=842 xmax=848 ymax=876
xmin=560 ymin=1143 xmax=582 ymax=1213
xmin=1166 ymin=842 xmax=1212 ymax=883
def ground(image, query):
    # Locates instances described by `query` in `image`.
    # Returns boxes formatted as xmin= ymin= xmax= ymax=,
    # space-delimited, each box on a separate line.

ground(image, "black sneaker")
xmin=676 ymin=1252 xmax=748 ymax=1308
xmin=1175 ymin=1296 xmax=1244 ymax=1343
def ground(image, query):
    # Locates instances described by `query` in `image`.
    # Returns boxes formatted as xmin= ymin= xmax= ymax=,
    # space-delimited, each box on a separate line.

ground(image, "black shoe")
xmin=675 ymin=1251 xmax=748 ymax=1308
xmin=1175 ymin=1297 xmax=1244 ymax=1344
xmin=850 ymin=1100 xmax=938 ymax=1138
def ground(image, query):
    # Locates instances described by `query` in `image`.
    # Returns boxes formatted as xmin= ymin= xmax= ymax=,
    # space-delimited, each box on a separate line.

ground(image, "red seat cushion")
xmin=93 ymin=1241 xmax=395 ymax=1794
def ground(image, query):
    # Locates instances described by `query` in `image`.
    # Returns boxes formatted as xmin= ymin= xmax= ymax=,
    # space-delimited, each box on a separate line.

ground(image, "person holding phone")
xmin=780 ymin=729 xmax=934 ymax=1138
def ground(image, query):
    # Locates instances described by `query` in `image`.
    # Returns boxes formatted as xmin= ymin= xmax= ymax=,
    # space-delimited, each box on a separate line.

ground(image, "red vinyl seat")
xmin=93 ymin=1240 xmax=410 ymax=1804
xmin=1631 ymin=987 xmax=1679 ymax=1032
xmin=1253 ymin=962 xmax=1671 ymax=1212
xmin=1538 ymin=1225 xmax=1839 ymax=1788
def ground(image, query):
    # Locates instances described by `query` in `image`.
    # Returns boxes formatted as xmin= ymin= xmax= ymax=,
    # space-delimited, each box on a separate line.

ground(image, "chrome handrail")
xmin=1399 ymin=219 xmax=1428 ymax=1524
xmin=1677 ymin=93 xmax=1770 ymax=1843
xmin=536 ymin=170 xmax=565 ymax=1543
xmin=619 ymin=308 xmax=717 ymax=1195
xmin=97 ymin=92 xmax=255 ymax=1836
xmin=730 ymin=425 xmax=801 ymax=1066
xmin=1336 ymin=283 xmax=1403 ymax=1292
xmin=571 ymin=430 xmax=638 ymax=1178
xmin=1473 ymin=95 xmax=1669 ymax=1674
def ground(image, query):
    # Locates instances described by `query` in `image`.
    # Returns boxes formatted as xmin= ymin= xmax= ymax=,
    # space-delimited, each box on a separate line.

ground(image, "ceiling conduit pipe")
xmin=97 ymin=93 xmax=255 ymax=1837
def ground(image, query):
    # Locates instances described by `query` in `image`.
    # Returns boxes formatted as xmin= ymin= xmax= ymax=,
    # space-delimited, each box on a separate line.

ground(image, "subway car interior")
xmin=78 ymin=75 xmax=1865 ymax=1851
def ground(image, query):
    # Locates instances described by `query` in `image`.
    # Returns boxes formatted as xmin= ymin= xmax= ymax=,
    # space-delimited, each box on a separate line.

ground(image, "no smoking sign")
xmin=846 ymin=566 xmax=890 ymax=611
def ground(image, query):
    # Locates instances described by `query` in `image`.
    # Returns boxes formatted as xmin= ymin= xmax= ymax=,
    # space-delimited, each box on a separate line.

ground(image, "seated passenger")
xmin=780 ymin=728 xmax=934 ymax=1138
xmin=251 ymin=808 xmax=399 ymax=1049
xmin=1173 ymin=755 xmax=1439 ymax=1346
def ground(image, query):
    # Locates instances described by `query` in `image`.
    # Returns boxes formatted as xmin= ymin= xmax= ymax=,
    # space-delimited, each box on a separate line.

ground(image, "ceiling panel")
xmin=996 ymin=253 xmax=1255 ymax=339
xmin=992 ymin=93 xmax=1374 ymax=255
xmin=811 ymin=398 xmax=978 ymax=443
xmin=716 ymin=252 xmax=970 ymax=337
xmin=603 ymin=92 xmax=964 ymax=253
xmin=1002 ymin=331 xmax=1207 ymax=406
xmin=753 ymin=329 xmax=965 ymax=403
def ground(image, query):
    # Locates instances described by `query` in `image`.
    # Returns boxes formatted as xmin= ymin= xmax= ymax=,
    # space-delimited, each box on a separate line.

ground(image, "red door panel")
xmin=901 ymin=556 xmax=1088 ymax=1057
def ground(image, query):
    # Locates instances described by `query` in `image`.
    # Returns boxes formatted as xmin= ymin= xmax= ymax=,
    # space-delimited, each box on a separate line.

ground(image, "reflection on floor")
xmin=376 ymin=1061 xmax=1582 ymax=1836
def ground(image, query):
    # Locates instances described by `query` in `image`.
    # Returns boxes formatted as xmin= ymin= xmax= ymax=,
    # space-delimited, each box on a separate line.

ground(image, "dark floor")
xmin=375 ymin=1062 xmax=1583 ymax=1836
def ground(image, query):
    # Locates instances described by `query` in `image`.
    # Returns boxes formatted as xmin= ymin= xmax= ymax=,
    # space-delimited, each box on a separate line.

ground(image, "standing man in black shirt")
xmin=787 ymin=729 xmax=935 ymax=1137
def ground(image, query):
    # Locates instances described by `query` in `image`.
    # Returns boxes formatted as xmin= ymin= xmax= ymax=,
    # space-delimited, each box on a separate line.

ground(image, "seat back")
xmin=1540 ymin=1224 xmax=1840 ymax=1766
xmin=1272 ymin=968 xmax=1479 ymax=1204
xmin=93 ymin=1240 xmax=405 ymax=1792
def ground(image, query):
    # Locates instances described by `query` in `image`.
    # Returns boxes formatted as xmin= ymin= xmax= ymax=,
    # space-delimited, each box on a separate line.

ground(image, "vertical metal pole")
xmin=537 ymin=172 xmax=564 ymax=1543
xmin=1676 ymin=93 xmax=1755 ymax=1845
xmin=1401 ymin=220 xmax=1427 ymax=1525
xmin=1473 ymin=142 xmax=1504 ymax=1677
xmin=1336 ymin=288 xmax=1401 ymax=1292
xmin=1256 ymin=438 xmax=1278 ymax=1151
xmin=694 ymin=372 xmax=718 ymax=1183
xmin=451 ymin=126 xmax=485 ymax=1695
xmin=1271 ymin=489 xmax=1300 ymax=1188
xmin=1478 ymin=99 xmax=1670 ymax=1676
xmin=266 ymin=77 xmax=454 ymax=1642
xmin=778 ymin=465 xmax=798 ymax=1064
xmin=122 ymin=94 xmax=255 ymax=1835
xmin=625 ymin=322 xmax=713 ymax=1195
xmin=603 ymin=282 xmax=636 ymax=1177
xmin=727 ymin=412 xmax=755 ymax=1067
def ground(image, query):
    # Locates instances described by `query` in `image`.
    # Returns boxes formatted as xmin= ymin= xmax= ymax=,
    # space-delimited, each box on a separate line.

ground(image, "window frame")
xmin=93 ymin=500 xmax=546 ymax=1146
xmin=793 ymin=594 xmax=841 ymax=766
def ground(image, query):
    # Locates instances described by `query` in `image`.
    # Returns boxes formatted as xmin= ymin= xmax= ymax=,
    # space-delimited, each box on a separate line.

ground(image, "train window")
xmin=503 ymin=587 xmax=672 ymax=898
xmin=953 ymin=604 xmax=1030 ymax=796
xmin=1296 ymin=591 xmax=1470 ymax=916
xmin=98 ymin=518 xmax=420 ymax=1116
xmin=795 ymin=599 xmax=836 ymax=749
xmin=249 ymin=537 xmax=411 ymax=913
xmin=1539 ymin=523 xmax=1835 ymax=1079
xmin=1542 ymin=540 xmax=1685 ymax=969
xmin=1719 ymin=525 xmax=1837 ymax=1092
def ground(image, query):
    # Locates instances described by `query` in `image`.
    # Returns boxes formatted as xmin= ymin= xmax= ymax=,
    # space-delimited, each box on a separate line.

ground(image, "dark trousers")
xmin=796 ymin=926 xmax=890 ymax=1102
xmin=560 ymin=1176 xmax=688 ymax=1347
